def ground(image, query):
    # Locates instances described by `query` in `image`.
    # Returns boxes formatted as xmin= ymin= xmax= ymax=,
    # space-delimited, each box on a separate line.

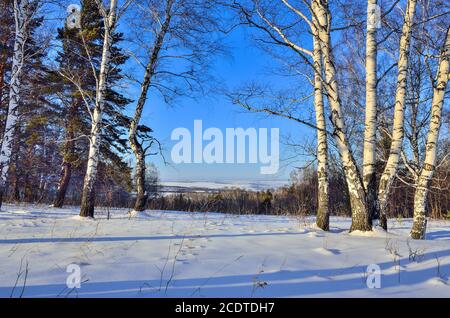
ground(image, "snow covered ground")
xmin=0 ymin=203 xmax=449 ymax=298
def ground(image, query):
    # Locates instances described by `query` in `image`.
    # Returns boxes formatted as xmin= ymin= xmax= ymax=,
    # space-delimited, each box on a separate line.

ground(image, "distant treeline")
xmin=146 ymin=167 xmax=449 ymax=219
xmin=5 ymin=165 xmax=448 ymax=220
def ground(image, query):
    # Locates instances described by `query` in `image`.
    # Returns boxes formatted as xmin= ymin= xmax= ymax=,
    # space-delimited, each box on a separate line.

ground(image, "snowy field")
xmin=0 ymin=203 xmax=449 ymax=298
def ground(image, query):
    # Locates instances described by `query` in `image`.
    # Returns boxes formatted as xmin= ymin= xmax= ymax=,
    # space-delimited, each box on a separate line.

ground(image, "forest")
xmin=1 ymin=0 xmax=450 ymax=300
xmin=0 ymin=0 xmax=448 ymax=241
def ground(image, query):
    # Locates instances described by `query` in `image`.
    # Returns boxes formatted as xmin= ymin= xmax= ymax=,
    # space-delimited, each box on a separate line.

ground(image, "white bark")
xmin=313 ymin=0 xmax=371 ymax=232
xmin=129 ymin=0 xmax=173 ymax=212
xmin=311 ymin=0 xmax=329 ymax=231
xmin=80 ymin=0 xmax=118 ymax=217
xmin=410 ymin=27 xmax=450 ymax=239
xmin=0 ymin=0 xmax=30 ymax=208
xmin=378 ymin=0 xmax=417 ymax=227
xmin=363 ymin=0 xmax=379 ymax=222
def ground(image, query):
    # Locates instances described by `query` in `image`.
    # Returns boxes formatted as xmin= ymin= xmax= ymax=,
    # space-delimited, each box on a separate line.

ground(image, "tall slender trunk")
xmin=0 ymin=0 xmax=29 ymax=210
xmin=378 ymin=0 xmax=417 ymax=230
xmin=363 ymin=0 xmax=379 ymax=223
xmin=129 ymin=0 xmax=173 ymax=212
xmin=314 ymin=0 xmax=371 ymax=232
xmin=410 ymin=27 xmax=450 ymax=239
xmin=311 ymin=0 xmax=329 ymax=231
xmin=80 ymin=0 xmax=118 ymax=217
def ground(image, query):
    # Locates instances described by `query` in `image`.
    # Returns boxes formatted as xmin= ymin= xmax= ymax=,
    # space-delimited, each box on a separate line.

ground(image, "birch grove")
xmin=0 ymin=0 xmax=32 ymax=210
xmin=0 ymin=0 xmax=447 ymax=239
xmin=79 ymin=0 xmax=119 ymax=217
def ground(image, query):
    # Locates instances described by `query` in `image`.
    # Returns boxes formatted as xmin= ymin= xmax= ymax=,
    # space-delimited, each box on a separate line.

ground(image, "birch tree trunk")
xmin=311 ymin=0 xmax=329 ymax=231
xmin=314 ymin=0 xmax=371 ymax=232
xmin=0 ymin=0 xmax=30 ymax=210
xmin=410 ymin=27 xmax=450 ymax=239
xmin=129 ymin=0 xmax=173 ymax=212
xmin=363 ymin=0 xmax=379 ymax=223
xmin=79 ymin=0 xmax=118 ymax=217
xmin=378 ymin=0 xmax=417 ymax=230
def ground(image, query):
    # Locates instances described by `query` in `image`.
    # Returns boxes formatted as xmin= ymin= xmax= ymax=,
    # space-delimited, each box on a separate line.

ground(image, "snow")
xmin=0 ymin=203 xmax=449 ymax=298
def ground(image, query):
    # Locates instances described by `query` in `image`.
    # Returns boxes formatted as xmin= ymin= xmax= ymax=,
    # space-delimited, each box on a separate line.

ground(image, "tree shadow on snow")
xmin=1 ymin=248 xmax=449 ymax=298
xmin=0 ymin=231 xmax=307 ymax=245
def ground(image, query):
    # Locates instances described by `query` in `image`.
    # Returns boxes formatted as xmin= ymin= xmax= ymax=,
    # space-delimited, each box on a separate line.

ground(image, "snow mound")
xmin=313 ymin=247 xmax=341 ymax=256
xmin=69 ymin=215 xmax=95 ymax=221
xmin=348 ymin=228 xmax=388 ymax=237
xmin=426 ymin=277 xmax=448 ymax=286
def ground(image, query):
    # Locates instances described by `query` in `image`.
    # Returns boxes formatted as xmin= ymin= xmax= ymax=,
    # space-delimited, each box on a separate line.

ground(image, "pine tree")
xmin=53 ymin=0 xmax=148 ymax=209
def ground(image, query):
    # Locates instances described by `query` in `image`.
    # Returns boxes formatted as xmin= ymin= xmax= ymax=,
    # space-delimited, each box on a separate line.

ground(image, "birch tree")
xmin=362 ymin=0 xmax=379 ymax=223
xmin=128 ymin=0 xmax=174 ymax=213
xmin=410 ymin=26 xmax=450 ymax=239
xmin=311 ymin=0 xmax=329 ymax=230
xmin=378 ymin=0 xmax=417 ymax=230
xmin=0 ymin=0 xmax=33 ymax=210
xmin=127 ymin=0 xmax=222 ymax=213
xmin=313 ymin=0 xmax=372 ymax=231
xmin=80 ymin=0 xmax=120 ymax=217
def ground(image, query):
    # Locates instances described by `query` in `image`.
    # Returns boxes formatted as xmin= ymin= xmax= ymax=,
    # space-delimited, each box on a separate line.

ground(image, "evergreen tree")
xmin=0 ymin=0 xmax=14 ymax=115
xmin=53 ymin=0 xmax=149 ymax=208
xmin=0 ymin=0 xmax=58 ymax=204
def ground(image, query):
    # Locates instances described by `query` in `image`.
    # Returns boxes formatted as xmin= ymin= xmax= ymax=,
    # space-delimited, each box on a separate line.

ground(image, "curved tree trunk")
xmin=378 ymin=0 xmax=417 ymax=230
xmin=53 ymin=161 xmax=72 ymax=208
xmin=53 ymin=101 xmax=77 ymax=208
xmin=0 ymin=0 xmax=29 ymax=210
xmin=312 ymin=1 xmax=329 ymax=231
xmin=129 ymin=0 xmax=173 ymax=213
xmin=410 ymin=27 xmax=450 ymax=239
xmin=363 ymin=0 xmax=380 ymax=224
xmin=80 ymin=0 xmax=117 ymax=218
xmin=314 ymin=0 xmax=371 ymax=232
